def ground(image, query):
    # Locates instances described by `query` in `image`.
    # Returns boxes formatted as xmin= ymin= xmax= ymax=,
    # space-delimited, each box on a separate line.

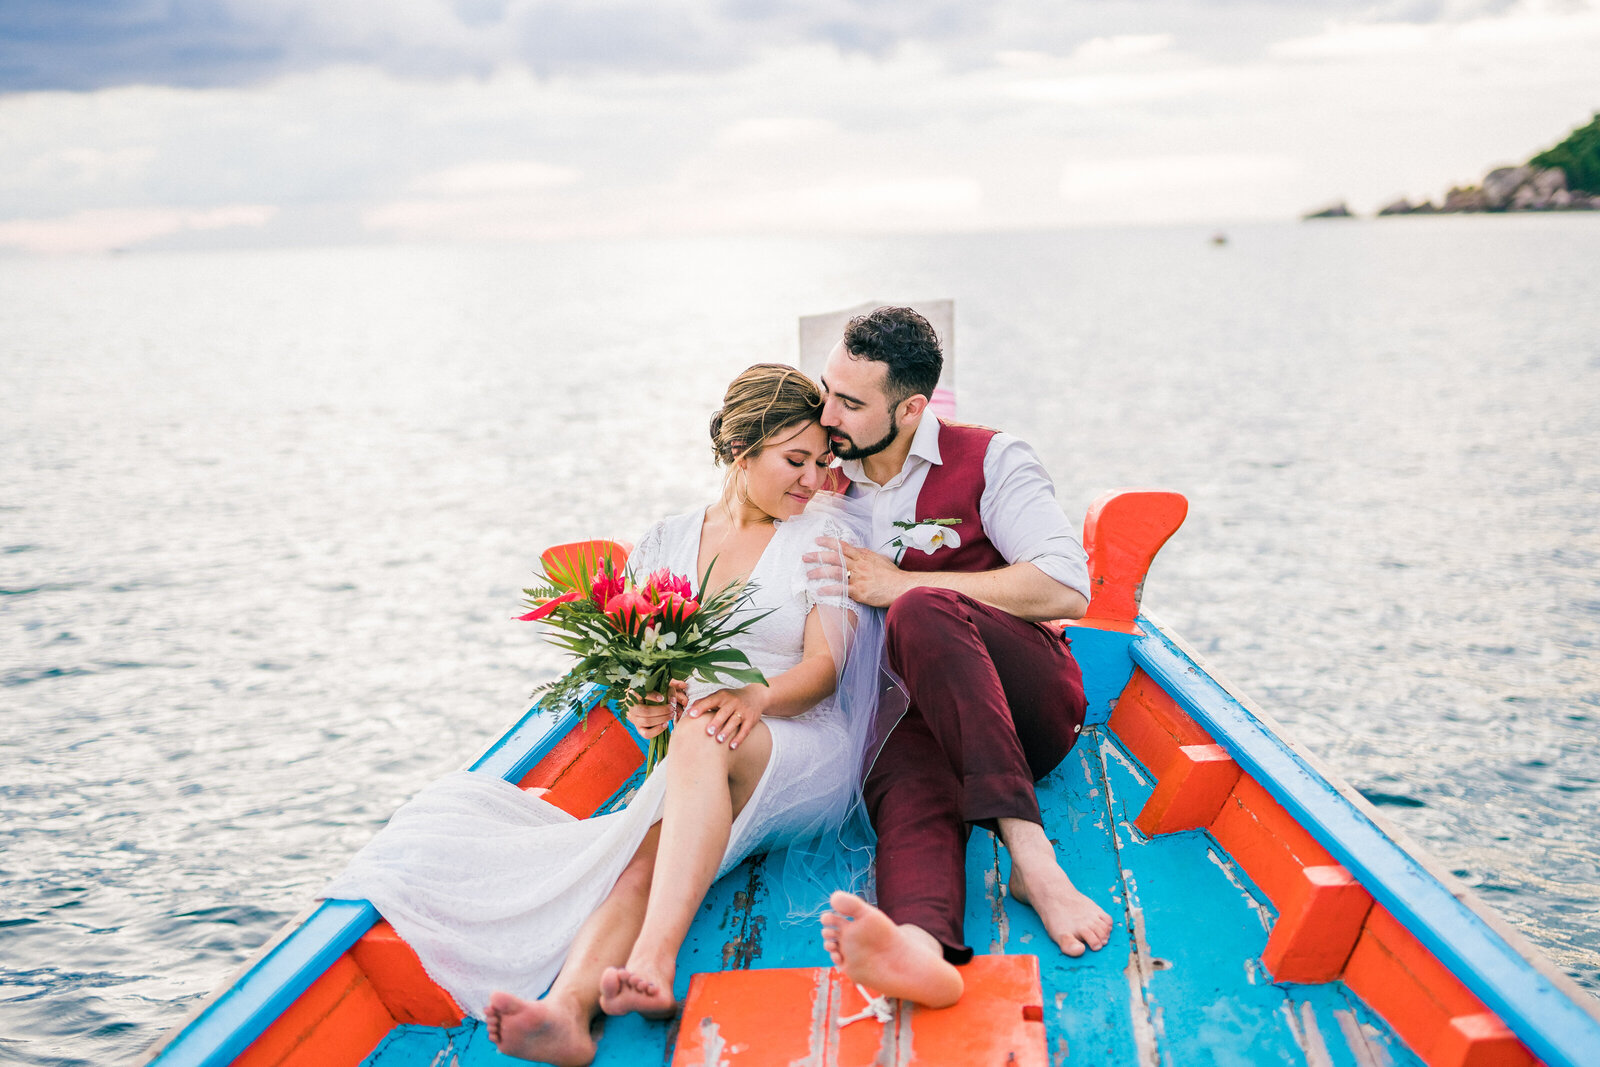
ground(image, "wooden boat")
xmin=140 ymin=488 xmax=1600 ymax=1067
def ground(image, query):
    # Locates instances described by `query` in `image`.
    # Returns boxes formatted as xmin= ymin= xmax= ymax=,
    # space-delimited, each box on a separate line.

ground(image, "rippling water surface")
xmin=3 ymin=218 xmax=1598 ymax=1065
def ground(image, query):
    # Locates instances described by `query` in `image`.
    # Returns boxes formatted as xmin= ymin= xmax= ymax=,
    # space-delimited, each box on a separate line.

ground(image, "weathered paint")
xmin=668 ymin=956 xmax=1048 ymax=1066
xmin=1131 ymin=622 xmax=1600 ymax=1067
xmin=1081 ymin=489 xmax=1189 ymax=624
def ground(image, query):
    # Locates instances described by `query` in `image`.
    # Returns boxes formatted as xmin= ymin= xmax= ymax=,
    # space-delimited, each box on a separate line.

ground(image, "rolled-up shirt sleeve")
xmin=979 ymin=434 xmax=1091 ymax=602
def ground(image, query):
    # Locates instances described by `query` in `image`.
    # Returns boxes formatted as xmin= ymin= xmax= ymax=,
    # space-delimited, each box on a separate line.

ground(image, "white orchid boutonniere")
xmin=887 ymin=518 xmax=962 ymax=564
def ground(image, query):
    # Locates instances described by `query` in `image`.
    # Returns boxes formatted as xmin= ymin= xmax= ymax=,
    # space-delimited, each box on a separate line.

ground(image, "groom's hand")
xmin=806 ymin=538 xmax=909 ymax=608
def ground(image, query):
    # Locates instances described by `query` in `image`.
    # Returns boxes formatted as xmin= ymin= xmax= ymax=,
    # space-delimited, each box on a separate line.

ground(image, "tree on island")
xmin=1530 ymin=112 xmax=1600 ymax=193
xmin=1304 ymin=112 xmax=1600 ymax=218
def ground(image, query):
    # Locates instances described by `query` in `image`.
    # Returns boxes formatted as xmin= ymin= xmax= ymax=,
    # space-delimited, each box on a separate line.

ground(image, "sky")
xmin=1 ymin=0 xmax=1597 ymax=253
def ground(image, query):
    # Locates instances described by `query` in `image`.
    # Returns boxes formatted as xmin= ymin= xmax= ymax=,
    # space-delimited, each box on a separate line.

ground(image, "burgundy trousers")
xmin=864 ymin=587 xmax=1087 ymax=963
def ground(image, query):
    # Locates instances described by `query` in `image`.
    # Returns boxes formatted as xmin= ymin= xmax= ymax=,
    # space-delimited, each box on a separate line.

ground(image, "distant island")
xmin=1304 ymin=113 xmax=1600 ymax=219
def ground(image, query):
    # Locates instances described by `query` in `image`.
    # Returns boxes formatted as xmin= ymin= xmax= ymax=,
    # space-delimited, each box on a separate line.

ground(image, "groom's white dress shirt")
xmin=836 ymin=416 xmax=1092 ymax=602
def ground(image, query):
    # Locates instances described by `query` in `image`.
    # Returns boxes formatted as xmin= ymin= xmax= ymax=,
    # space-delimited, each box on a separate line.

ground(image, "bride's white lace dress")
xmin=322 ymin=506 xmax=860 ymax=1017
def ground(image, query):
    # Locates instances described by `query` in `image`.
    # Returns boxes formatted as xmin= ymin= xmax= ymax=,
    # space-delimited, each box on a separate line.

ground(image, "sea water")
xmin=2 ymin=217 xmax=1598 ymax=1065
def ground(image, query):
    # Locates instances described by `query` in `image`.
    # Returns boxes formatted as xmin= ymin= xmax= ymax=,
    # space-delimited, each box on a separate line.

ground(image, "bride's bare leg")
xmin=599 ymin=722 xmax=772 ymax=1018
xmin=487 ymin=824 xmax=662 ymax=1064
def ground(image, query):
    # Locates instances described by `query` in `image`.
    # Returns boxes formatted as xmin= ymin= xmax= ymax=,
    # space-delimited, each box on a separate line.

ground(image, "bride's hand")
xmin=627 ymin=680 xmax=688 ymax=739
xmin=686 ymin=686 xmax=769 ymax=750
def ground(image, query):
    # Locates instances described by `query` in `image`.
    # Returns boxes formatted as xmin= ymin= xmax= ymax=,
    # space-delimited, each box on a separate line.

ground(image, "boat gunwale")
xmin=1132 ymin=610 xmax=1600 ymax=1067
xmin=141 ymin=687 xmax=613 ymax=1067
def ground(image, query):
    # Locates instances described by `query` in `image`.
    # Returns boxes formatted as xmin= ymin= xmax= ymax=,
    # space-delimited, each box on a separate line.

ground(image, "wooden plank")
xmin=1132 ymin=624 xmax=1600 ymax=1067
xmin=1020 ymin=733 xmax=1146 ymax=1067
xmin=668 ymin=957 xmax=1046 ymax=1066
xmin=1096 ymin=728 xmax=1348 ymax=1067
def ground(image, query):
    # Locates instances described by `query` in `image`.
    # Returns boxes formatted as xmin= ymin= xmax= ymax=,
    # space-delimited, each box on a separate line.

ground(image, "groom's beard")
xmin=830 ymin=411 xmax=899 ymax=460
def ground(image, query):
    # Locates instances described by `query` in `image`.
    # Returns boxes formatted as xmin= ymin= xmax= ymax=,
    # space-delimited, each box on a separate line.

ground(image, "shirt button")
xmin=1073 ymin=724 xmax=1082 ymax=733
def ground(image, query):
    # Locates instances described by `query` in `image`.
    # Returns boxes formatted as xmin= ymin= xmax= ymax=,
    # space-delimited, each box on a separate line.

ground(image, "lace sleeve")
xmin=628 ymin=519 xmax=669 ymax=577
xmin=791 ymin=511 xmax=863 ymax=613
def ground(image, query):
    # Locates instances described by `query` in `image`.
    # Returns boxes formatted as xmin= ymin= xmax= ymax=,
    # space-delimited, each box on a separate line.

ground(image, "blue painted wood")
xmin=147 ymin=899 xmax=379 ymax=1067
xmin=1292 ymin=984 xmax=1430 ymax=1067
xmin=1063 ymin=625 xmax=1137 ymax=727
xmin=468 ymin=687 xmax=633 ymax=782
xmin=1092 ymin=728 xmax=1426 ymax=1067
xmin=1132 ymin=621 xmax=1600 ymax=1067
xmin=1018 ymin=735 xmax=1143 ymax=1065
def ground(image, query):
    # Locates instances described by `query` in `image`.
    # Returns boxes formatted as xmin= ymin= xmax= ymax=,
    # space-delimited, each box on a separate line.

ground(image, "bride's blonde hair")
xmin=709 ymin=363 xmax=823 ymax=467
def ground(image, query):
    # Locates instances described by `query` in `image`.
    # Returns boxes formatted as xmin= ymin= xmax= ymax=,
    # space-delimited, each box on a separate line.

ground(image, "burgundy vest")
xmin=897 ymin=422 xmax=1008 ymax=574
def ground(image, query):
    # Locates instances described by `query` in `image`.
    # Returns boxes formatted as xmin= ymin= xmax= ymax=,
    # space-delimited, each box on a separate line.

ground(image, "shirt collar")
xmin=838 ymin=415 xmax=943 ymax=489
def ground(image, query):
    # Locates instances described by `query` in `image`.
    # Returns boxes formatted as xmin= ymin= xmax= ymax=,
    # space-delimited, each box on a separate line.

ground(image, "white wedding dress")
xmin=322 ymin=506 xmax=862 ymax=1017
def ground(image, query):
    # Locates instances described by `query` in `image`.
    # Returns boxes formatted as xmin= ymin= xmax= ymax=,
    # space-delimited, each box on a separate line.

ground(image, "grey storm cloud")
xmin=0 ymin=0 xmax=1518 ymax=94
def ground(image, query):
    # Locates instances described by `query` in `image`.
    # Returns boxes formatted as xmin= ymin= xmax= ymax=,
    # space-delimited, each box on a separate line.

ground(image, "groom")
xmin=809 ymin=306 xmax=1112 ymax=1007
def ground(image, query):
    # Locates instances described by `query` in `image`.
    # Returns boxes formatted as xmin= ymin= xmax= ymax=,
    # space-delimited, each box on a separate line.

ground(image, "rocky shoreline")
xmin=1304 ymin=114 xmax=1600 ymax=219
xmin=1305 ymin=164 xmax=1599 ymax=219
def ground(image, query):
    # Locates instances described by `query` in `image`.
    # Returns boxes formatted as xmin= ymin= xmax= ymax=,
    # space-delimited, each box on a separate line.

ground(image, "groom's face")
xmin=820 ymin=342 xmax=900 ymax=461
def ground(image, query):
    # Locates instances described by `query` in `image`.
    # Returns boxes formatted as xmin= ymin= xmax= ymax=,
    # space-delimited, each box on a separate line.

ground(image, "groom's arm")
xmin=807 ymin=435 xmax=1091 ymax=622
xmin=823 ymin=546 xmax=1087 ymax=622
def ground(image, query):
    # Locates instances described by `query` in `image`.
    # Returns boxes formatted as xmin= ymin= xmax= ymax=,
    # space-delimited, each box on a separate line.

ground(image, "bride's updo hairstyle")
xmin=709 ymin=363 xmax=823 ymax=467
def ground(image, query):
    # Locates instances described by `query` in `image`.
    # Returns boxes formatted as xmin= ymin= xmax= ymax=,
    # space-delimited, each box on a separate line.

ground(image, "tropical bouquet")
xmin=518 ymin=545 xmax=770 ymax=773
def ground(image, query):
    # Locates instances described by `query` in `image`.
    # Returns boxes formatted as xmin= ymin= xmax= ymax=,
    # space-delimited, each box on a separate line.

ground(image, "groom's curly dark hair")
xmin=842 ymin=306 xmax=943 ymax=407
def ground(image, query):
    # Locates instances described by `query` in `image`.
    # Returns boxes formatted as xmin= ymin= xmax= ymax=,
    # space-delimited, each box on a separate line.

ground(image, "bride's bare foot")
xmin=484 ymin=990 xmax=598 ymax=1066
xmin=819 ymin=892 xmax=963 ymax=1009
xmin=1008 ymin=860 xmax=1113 ymax=957
xmin=598 ymin=964 xmax=677 ymax=1019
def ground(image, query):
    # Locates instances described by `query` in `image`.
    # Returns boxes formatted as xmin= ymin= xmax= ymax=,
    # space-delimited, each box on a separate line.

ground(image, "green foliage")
xmin=522 ymin=557 xmax=773 ymax=772
xmin=1530 ymin=113 xmax=1600 ymax=193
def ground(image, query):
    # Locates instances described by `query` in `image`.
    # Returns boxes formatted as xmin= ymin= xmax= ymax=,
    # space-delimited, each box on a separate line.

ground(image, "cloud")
xmin=1 ymin=2 xmax=1597 ymax=245
xmin=0 ymin=204 xmax=276 ymax=254
xmin=0 ymin=0 xmax=1422 ymax=95
xmin=407 ymin=160 xmax=581 ymax=195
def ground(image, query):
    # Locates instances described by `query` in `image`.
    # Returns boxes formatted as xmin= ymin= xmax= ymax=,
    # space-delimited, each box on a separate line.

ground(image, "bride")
xmin=323 ymin=363 xmax=882 ymax=1066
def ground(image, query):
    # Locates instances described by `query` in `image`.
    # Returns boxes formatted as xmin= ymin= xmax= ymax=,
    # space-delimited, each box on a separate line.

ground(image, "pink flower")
xmin=517 ymin=590 xmax=580 ymax=621
xmin=590 ymin=566 xmax=628 ymax=609
xmin=604 ymin=589 xmax=661 ymax=633
xmin=645 ymin=569 xmax=694 ymax=602
xmin=656 ymin=591 xmax=700 ymax=624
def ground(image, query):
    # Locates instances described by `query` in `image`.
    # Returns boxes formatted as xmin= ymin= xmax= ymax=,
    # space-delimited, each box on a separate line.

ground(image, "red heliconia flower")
xmin=590 ymin=566 xmax=628 ymax=609
xmin=656 ymin=591 xmax=700 ymax=624
xmin=517 ymin=590 xmax=580 ymax=621
xmin=604 ymin=589 xmax=661 ymax=633
xmin=645 ymin=568 xmax=694 ymax=602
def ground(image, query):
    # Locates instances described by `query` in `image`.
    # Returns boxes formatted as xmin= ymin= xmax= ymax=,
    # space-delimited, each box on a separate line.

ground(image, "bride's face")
xmin=737 ymin=420 xmax=833 ymax=520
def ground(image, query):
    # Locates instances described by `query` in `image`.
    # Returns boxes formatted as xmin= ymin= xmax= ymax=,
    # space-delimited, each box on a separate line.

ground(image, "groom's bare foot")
xmin=1008 ymin=861 xmax=1113 ymax=957
xmin=598 ymin=964 xmax=677 ymax=1019
xmin=819 ymin=892 xmax=963 ymax=1008
xmin=484 ymin=990 xmax=598 ymax=1066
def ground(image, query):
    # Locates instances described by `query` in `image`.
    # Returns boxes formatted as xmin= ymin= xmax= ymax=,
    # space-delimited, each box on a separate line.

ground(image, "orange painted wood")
xmin=670 ymin=956 xmax=1046 ymax=1066
xmin=1259 ymin=864 xmax=1373 ymax=983
xmin=1135 ymin=743 xmax=1241 ymax=836
xmin=1081 ymin=489 xmax=1188 ymax=623
xmin=1107 ymin=668 xmax=1215 ymax=778
xmin=1343 ymin=906 xmax=1515 ymax=1066
xmin=232 ymin=954 xmax=395 ymax=1067
xmin=906 ymin=955 xmax=1048 ymax=1067
xmin=671 ymin=966 xmax=828 ymax=1066
xmin=1210 ymin=775 xmax=1339 ymax=910
xmin=1429 ymin=1013 xmax=1539 ymax=1067
xmin=350 ymin=920 xmax=464 ymax=1026
xmin=516 ymin=706 xmax=644 ymax=818
xmin=539 ymin=539 xmax=629 ymax=590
